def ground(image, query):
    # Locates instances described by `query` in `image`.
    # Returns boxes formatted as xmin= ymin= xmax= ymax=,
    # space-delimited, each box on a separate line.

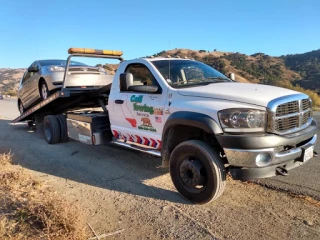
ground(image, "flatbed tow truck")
xmin=12 ymin=48 xmax=318 ymax=204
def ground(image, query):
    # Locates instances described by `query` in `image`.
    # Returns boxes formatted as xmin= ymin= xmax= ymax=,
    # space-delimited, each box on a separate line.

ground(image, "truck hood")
xmin=177 ymin=82 xmax=299 ymax=107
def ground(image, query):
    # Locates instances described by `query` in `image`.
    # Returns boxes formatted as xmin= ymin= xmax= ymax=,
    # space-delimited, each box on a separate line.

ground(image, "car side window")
xmin=29 ymin=62 xmax=38 ymax=78
xmin=125 ymin=64 xmax=161 ymax=89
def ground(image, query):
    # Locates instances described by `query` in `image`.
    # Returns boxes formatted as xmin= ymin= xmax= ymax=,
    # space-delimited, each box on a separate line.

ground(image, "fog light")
xmin=255 ymin=153 xmax=272 ymax=167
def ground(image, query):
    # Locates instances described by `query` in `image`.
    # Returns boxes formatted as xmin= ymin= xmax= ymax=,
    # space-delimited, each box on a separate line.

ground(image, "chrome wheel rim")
xmin=42 ymin=84 xmax=48 ymax=99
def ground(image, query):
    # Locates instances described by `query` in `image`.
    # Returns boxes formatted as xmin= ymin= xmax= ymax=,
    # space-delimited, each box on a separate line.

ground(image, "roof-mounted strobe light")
xmin=68 ymin=48 xmax=123 ymax=56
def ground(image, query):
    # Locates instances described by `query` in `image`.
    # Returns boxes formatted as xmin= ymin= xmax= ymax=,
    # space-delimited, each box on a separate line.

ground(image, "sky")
xmin=0 ymin=0 xmax=319 ymax=68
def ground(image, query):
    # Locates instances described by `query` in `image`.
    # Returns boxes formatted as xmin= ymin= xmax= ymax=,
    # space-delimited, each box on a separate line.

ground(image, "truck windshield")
xmin=151 ymin=60 xmax=231 ymax=88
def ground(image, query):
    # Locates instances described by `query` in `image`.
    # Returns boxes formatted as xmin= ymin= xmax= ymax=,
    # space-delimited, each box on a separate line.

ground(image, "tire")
xmin=43 ymin=115 xmax=61 ymax=144
xmin=169 ymin=140 xmax=226 ymax=204
xmin=40 ymin=81 xmax=50 ymax=100
xmin=18 ymin=100 xmax=24 ymax=114
xmin=56 ymin=114 xmax=69 ymax=143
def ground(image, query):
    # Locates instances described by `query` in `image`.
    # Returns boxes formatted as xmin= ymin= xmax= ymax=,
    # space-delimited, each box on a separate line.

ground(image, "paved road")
xmin=0 ymin=98 xmax=319 ymax=200
xmin=0 ymin=97 xmax=18 ymax=119
xmin=255 ymin=111 xmax=320 ymax=199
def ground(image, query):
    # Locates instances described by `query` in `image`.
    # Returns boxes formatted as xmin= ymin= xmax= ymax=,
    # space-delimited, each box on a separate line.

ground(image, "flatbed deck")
xmin=12 ymin=85 xmax=111 ymax=123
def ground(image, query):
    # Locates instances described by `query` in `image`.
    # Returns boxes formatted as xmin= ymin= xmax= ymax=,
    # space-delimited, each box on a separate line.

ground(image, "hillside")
xmin=1 ymin=48 xmax=320 ymax=106
xmin=148 ymin=49 xmax=302 ymax=86
xmin=142 ymin=49 xmax=320 ymax=107
xmin=282 ymin=49 xmax=320 ymax=93
xmin=0 ymin=68 xmax=25 ymax=95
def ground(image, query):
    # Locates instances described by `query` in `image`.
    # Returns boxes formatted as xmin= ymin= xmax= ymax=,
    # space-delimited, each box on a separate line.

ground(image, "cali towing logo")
xmin=130 ymin=95 xmax=157 ymax=132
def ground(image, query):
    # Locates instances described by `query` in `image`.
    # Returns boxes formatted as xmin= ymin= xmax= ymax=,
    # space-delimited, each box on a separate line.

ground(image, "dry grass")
xmin=277 ymin=82 xmax=320 ymax=108
xmin=0 ymin=152 xmax=89 ymax=240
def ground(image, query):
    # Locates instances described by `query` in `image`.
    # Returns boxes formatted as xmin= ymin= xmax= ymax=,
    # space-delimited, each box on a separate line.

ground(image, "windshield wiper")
xmin=205 ymin=77 xmax=231 ymax=82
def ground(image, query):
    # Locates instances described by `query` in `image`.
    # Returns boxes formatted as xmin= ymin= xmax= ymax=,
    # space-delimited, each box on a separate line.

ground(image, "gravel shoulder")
xmin=0 ymin=118 xmax=320 ymax=239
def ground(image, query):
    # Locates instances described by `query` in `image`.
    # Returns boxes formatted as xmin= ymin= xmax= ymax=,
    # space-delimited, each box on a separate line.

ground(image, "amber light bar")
xmin=68 ymin=48 xmax=123 ymax=56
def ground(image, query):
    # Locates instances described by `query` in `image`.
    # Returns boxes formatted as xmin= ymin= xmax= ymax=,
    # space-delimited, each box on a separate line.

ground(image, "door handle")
xmin=115 ymin=100 xmax=124 ymax=104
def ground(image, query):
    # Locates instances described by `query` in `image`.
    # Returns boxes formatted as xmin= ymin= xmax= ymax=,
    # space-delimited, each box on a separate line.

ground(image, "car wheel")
xmin=40 ymin=81 xmax=50 ymax=100
xmin=18 ymin=101 xmax=25 ymax=114
xmin=170 ymin=140 xmax=226 ymax=204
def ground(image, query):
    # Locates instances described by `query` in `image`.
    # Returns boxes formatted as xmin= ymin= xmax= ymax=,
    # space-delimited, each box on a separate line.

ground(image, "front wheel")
xmin=170 ymin=140 xmax=226 ymax=204
xmin=18 ymin=101 xmax=24 ymax=114
xmin=40 ymin=81 xmax=50 ymax=100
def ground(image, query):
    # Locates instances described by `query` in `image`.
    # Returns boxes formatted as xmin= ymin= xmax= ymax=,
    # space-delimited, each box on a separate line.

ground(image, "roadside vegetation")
xmin=0 ymin=152 xmax=89 ymax=240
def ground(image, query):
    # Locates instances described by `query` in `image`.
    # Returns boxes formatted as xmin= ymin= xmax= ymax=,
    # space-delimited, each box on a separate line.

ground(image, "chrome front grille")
xmin=267 ymin=94 xmax=313 ymax=135
xmin=302 ymin=99 xmax=311 ymax=111
xmin=302 ymin=110 xmax=312 ymax=125
xmin=276 ymin=101 xmax=299 ymax=116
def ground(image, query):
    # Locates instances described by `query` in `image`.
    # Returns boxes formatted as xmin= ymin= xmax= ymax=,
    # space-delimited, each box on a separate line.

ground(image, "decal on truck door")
xmin=138 ymin=117 xmax=157 ymax=132
xmin=123 ymin=94 xmax=164 ymax=133
xmin=120 ymin=95 xmax=137 ymax=127
xmin=112 ymin=130 xmax=162 ymax=149
xmin=112 ymin=93 xmax=164 ymax=149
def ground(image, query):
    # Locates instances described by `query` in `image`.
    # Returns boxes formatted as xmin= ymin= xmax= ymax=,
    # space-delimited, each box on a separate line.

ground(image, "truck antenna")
xmin=168 ymin=40 xmax=171 ymax=82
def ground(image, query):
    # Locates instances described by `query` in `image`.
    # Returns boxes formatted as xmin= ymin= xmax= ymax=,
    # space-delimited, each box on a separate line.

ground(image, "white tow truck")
xmin=13 ymin=48 xmax=318 ymax=204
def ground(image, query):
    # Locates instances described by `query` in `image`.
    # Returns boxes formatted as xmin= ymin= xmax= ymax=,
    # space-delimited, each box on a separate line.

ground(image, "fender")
xmin=162 ymin=111 xmax=223 ymax=137
xmin=161 ymin=111 xmax=222 ymax=167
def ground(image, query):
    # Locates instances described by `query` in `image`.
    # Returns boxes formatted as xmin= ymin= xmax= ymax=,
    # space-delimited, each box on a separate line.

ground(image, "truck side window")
xmin=125 ymin=64 xmax=160 ymax=88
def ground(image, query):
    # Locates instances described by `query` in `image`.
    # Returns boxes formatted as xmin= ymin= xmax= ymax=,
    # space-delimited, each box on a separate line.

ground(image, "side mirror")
xmin=128 ymin=85 xmax=158 ymax=93
xmin=119 ymin=73 xmax=133 ymax=91
xmin=28 ymin=66 xmax=39 ymax=72
xmin=229 ymin=73 xmax=235 ymax=81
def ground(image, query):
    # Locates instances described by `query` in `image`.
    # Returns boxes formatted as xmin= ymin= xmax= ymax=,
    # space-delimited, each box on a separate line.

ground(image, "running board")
xmin=112 ymin=140 xmax=161 ymax=157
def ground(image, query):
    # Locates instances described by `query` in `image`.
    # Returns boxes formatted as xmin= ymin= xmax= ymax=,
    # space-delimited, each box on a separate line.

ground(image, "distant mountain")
xmin=281 ymin=49 xmax=320 ymax=93
xmin=0 ymin=68 xmax=25 ymax=95
xmin=1 ymin=48 xmax=320 ymax=107
xmin=147 ymin=49 xmax=301 ymax=86
xmin=142 ymin=49 xmax=320 ymax=107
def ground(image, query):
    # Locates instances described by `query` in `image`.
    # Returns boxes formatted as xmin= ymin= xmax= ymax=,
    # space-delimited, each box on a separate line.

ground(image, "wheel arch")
xmin=161 ymin=111 xmax=223 ymax=167
xmin=17 ymin=98 xmax=22 ymax=110
xmin=38 ymin=77 xmax=46 ymax=91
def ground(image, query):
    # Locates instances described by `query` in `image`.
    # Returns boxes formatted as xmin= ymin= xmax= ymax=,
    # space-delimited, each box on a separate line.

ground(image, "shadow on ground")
xmin=0 ymin=119 xmax=188 ymax=204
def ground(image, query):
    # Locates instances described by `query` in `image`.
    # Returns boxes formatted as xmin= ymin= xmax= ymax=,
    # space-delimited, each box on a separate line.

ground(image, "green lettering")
xmin=130 ymin=95 xmax=143 ymax=103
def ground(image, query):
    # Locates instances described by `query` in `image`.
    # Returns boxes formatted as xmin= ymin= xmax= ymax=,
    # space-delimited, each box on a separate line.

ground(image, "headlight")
xmin=218 ymin=109 xmax=266 ymax=133
xmin=48 ymin=66 xmax=65 ymax=72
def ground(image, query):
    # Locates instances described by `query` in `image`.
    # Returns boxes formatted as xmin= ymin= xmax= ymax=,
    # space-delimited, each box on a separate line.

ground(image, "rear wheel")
xmin=40 ymin=81 xmax=50 ymax=100
xmin=18 ymin=100 xmax=24 ymax=114
xmin=43 ymin=115 xmax=61 ymax=144
xmin=170 ymin=140 xmax=226 ymax=204
xmin=56 ymin=114 xmax=69 ymax=143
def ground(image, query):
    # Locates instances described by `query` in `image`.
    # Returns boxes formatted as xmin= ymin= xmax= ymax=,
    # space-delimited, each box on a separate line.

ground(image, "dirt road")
xmin=1 ymin=99 xmax=320 ymax=239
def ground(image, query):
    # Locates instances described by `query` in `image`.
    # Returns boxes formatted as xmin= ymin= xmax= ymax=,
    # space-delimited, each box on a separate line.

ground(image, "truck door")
xmin=109 ymin=63 xmax=166 ymax=149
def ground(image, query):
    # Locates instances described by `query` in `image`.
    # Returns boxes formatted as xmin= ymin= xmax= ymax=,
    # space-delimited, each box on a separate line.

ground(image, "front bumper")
xmin=216 ymin=119 xmax=318 ymax=180
xmin=226 ymin=134 xmax=317 ymax=180
xmin=224 ymin=134 xmax=317 ymax=167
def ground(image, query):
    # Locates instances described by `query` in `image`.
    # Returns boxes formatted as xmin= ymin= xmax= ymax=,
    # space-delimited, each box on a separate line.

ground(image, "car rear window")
xmin=38 ymin=60 xmax=87 ymax=66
